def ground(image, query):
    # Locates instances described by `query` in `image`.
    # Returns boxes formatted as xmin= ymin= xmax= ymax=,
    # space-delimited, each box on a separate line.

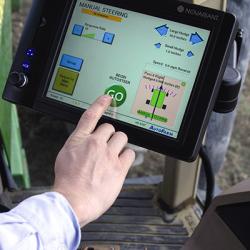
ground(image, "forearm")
xmin=0 ymin=192 xmax=81 ymax=250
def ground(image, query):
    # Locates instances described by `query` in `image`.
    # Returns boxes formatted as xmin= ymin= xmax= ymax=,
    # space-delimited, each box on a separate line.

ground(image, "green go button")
xmin=105 ymin=85 xmax=127 ymax=107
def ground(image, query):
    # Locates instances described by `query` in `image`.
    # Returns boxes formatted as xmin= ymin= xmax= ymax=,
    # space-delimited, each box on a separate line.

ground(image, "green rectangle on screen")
xmin=150 ymin=89 xmax=166 ymax=108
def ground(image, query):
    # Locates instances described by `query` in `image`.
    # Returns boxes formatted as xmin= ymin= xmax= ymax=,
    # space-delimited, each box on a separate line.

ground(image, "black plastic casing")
xmin=3 ymin=0 xmax=238 ymax=161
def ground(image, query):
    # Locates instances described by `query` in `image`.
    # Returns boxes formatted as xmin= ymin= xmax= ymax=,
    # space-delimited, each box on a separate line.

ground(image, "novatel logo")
xmin=177 ymin=5 xmax=219 ymax=21
xmin=177 ymin=5 xmax=185 ymax=13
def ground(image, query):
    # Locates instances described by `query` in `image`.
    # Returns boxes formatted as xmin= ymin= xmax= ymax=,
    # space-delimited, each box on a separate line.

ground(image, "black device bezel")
xmin=3 ymin=0 xmax=238 ymax=161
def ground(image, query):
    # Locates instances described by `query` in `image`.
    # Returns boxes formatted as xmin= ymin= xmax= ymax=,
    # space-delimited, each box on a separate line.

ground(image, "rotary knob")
xmin=9 ymin=72 xmax=28 ymax=88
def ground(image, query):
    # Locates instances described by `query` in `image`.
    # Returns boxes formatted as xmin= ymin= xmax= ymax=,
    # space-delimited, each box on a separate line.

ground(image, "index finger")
xmin=74 ymin=95 xmax=112 ymax=137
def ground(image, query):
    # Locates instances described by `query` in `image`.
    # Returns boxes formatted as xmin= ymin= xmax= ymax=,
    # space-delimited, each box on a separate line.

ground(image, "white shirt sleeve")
xmin=0 ymin=192 xmax=81 ymax=250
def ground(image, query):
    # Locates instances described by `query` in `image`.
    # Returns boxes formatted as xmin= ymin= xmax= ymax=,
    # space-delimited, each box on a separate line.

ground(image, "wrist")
xmin=52 ymin=187 xmax=90 ymax=227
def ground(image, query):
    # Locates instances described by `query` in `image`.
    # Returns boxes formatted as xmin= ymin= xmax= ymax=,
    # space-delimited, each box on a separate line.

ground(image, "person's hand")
xmin=53 ymin=95 xmax=135 ymax=227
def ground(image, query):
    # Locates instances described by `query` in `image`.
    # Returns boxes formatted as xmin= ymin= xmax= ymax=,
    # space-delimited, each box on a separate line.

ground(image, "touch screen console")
xmin=3 ymin=0 xmax=238 ymax=161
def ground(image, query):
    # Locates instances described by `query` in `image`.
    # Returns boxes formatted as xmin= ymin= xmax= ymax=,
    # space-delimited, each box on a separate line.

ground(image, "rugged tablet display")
xmin=3 ymin=0 xmax=238 ymax=161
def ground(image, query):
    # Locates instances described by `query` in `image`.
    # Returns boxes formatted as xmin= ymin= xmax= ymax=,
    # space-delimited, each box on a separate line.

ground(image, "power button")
xmin=9 ymin=72 xmax=28 ymax=88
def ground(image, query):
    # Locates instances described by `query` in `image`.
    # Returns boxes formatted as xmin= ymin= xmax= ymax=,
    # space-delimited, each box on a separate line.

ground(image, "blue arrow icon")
xmin=190 ymin=32 xmax=203 ymax=45
xmin=155 ymin=25 xmax=169 ymax=36
xmin=187 ymin=51 xmax=194 ymax=57
xmin=155 ymin=43 xmax=162 ymax=49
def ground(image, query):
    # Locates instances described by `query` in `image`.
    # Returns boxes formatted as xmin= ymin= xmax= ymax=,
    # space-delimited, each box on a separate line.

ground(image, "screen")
xmin=46 ymin=0 xmax=210 ymax=138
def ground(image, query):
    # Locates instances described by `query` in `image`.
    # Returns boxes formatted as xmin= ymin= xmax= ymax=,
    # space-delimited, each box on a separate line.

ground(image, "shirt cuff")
xmin=10 ymin=192 xmax=81 ymax=250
